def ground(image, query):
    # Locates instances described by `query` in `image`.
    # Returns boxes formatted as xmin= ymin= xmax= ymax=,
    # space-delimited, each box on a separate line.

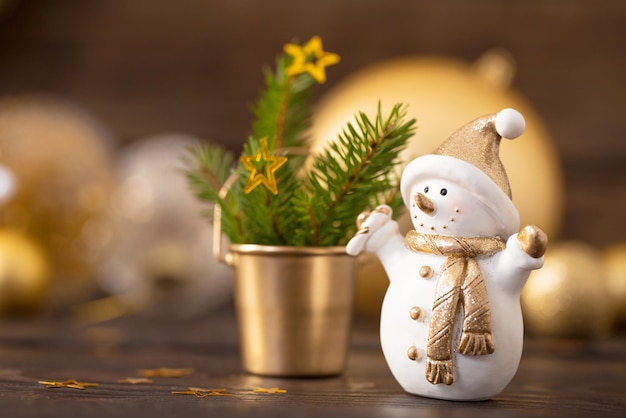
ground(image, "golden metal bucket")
xmin=213 ymin=172 xmax=357 ymax=376
xmin=225 ymin=244 xmax=356 ymax=376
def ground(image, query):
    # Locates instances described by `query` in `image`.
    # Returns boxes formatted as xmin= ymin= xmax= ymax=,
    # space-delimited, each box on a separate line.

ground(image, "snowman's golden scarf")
xmin=404 ymin=231 xmax=506 ymax=385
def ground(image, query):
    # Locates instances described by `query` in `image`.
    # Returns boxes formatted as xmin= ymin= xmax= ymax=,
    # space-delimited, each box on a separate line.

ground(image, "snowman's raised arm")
xmin=492 ymin=225 xmax=547 ymax=295
xmin=346 ymin=205 xmax=398 ymax=256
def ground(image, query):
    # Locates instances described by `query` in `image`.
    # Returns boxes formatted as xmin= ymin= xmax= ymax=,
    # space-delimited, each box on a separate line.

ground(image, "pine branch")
xmin=236 ymin=52 xmax=318 ymax=245
xmin=185 ymin=38 xmax=416 ymax=248
xmin=183 ymin=143 xmax=243 ymax=242
xmin=185 ymin=105 xmax=416 ymax=247
xmin=251 ymin=56 xmax=314 ymax=149
xmin=294 ymin=103 xmax=416 ymax=246
xmin=235 ymin=137 xmax=308 ymax=245
xmin=184 ymin=143 xmax=233 ymax=199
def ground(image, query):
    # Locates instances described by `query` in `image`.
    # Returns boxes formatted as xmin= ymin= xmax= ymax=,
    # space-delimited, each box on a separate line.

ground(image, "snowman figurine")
xmin=347 ymin=108 xmax=548 ymax=401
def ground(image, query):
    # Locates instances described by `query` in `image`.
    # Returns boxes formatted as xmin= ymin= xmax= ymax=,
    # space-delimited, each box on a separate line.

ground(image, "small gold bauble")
xmin=521 ymin=241 xmax=615 ymax=338
xmin=0 ymin=229 xmax=50 ymax=314
xmin=601 ymin=243 xmax=626 ymax=322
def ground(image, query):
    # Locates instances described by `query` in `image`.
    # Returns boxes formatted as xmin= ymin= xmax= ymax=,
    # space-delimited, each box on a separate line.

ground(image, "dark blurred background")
xmin=2 ymin=0 xmax=624 ymax=245
xmin=0 ymin=0 xmax=625 ymax=329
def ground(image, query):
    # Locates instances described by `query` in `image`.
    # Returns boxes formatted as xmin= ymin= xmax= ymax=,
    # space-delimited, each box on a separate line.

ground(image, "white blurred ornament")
xmin=0 ymin=164 xmax=16 ymax=204
xmin=0 ymin=95 xmax=117 ymax=307
xmin=95 ymin=134 xmax=232 ymax=320
xmin=521 ymin=241 xmax=615 ymax=338
xmin=310 ymin=50 xmax=565 ymax=317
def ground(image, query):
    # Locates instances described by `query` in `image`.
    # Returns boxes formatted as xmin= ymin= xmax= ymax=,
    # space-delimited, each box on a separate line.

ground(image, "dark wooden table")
xmin=0 ymin=305 xmax=624 ymax=417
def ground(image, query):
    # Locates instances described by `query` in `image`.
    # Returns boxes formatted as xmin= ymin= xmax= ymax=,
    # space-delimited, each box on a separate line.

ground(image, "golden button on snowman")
xmin=347 ymin=108 xmax=547 ymax=401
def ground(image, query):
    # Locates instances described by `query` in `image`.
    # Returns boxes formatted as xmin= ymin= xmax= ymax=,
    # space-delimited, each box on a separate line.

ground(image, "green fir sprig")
xmin=185 ymin=37 xmax=416 ymax=247
xmin=293 ymin=103 xmax=414 ymax=246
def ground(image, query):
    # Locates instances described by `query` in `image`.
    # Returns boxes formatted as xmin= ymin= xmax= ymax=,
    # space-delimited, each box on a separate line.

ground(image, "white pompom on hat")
xmin=400 ymin=108 xmax=525 ymax=238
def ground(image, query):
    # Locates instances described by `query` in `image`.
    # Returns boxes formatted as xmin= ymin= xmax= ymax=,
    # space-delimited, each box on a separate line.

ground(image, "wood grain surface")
xmin=0 ymin=306 xmax=625 ymax=417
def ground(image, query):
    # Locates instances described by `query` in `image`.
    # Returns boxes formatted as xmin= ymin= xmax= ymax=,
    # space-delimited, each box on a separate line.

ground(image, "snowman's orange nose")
xmin=414 ymin=193 xmax=435 ymax=215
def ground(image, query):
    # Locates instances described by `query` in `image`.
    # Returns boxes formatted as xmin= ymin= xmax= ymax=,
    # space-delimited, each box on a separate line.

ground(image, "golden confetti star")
xmin=253 ymin=387 xmax=287 ymax=394
xmin=38 ymin=379 xmax=99 ymax=390
xmin=117 ymin=377 xmax=154 ymax=385
xmin=172 ymin=387 xmax=232 ymax=397
xmin=284 ymin=36 xmax=340 ymax=83
xmin=137 ymin=367 xmax=195 ymax=377
xmin=240 ymin=138 xmax=287 ymax=195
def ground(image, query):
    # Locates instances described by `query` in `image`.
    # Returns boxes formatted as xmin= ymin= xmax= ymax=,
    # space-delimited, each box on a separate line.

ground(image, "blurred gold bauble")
xmin=0 ymin=95 xmax=117 ymax=307
xmin=521 ymin=241 xmax=615 ymax=338
xmin=602 ymin=243 xmax=626 ymax=322
xmin=310 ymin=51 xmax=565 ymax=318
xmin=0 ymin=229 xmax=50 ymax=314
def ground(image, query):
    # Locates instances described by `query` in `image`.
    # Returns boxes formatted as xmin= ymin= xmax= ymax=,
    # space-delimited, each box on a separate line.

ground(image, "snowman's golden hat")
xmin=400 ymin=108 xmax=524 ymax=237
xmin=433 ymin=108 xmax=524 ymax=199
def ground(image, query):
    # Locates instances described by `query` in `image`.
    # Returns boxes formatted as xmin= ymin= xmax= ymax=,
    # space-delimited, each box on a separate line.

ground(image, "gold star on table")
xmin=240 ymin=138 xmax=288 ymax=195
xmin=284 ymin=36 xmax=340 ymax=83
xmin=253 ymin=387 xmax=287 ymax=394
xmin=117 ymin=377 xmax=154 ymax=385
xmin=172 ymin=387 xmax=232 ymax=397
xmin=137 ymin=367 xmax=194 ymax=377
xmin=38 ymin=379 xmax=100 ymax=390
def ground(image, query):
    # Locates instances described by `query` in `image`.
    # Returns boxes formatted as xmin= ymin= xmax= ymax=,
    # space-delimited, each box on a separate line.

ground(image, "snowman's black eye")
xmin=440 ymin=188 xmax=448 ymax=196
xmin=424 ymin=186 xmax=429 ymax=193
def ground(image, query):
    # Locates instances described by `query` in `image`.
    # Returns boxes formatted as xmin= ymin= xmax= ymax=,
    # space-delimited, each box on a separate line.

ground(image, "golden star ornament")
xmin=284 ymin=36 xmax=340 ymax=83
xmin=172 ymin=387 xmax=232 ymax=397
xmin=38 ymin=379 xmax=99 ymax=390
xmin=253 ymin=387 xmax=287 ymax=394
xmin=240 ymin=138 xmax=288 ymax=195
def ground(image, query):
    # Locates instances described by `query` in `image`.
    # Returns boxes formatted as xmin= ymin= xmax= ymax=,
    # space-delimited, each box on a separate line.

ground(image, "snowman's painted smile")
xmin=411 ymin=186 xmax=462 ymax=233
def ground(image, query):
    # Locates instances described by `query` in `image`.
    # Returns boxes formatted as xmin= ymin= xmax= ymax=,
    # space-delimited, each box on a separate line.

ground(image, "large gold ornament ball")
xmin=602 ymin=243 xmax=626 ymax=322
xmin=521 ymin=241 xmax=615 ymax=338
xmin=0 ymin=95 xmax=117 ymax=307
xmin=310 ymin=52 xmax=565 ymax=318
xmin=96 ymin=134 xmax=233 ymax=319
xmin=0 ymin=229 xmax=50 ymax=314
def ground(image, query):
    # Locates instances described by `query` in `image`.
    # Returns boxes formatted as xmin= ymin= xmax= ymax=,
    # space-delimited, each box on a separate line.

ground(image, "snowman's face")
xmin=409 ymin=179 xmax=499 ymax=237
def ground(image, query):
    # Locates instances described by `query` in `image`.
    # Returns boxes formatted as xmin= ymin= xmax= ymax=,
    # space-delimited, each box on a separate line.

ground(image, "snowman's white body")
xmin=373 ymin=225 xmax=541 ymax=400
xmin=347 ymin=109 xmax=546 ymax=400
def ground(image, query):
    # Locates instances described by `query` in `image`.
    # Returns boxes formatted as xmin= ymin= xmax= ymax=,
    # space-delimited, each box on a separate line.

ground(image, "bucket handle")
xmin=213 ymin=171 xmax=239 ymax=266
xmin=212 ymin=147 xmax=309 ymax=266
